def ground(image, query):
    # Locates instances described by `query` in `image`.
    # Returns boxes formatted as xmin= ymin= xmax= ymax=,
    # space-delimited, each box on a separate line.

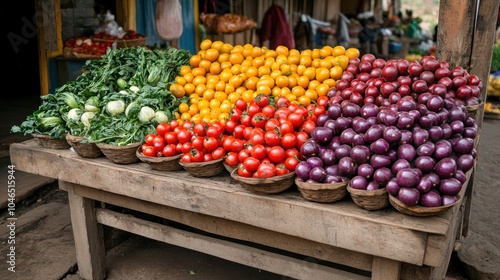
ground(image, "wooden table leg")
xmin=60 ymin=181 xmax=106 ymax=280
xmin=371 ymin=256 xmax=401 ymax=280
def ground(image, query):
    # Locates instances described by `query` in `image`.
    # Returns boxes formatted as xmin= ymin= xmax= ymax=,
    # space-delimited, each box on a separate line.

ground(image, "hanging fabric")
xmin=135 ymin=0 xmax=162 ymax=46
xmin=156 ymin=0 xmax=184 ymax=41
xmin=259 ymin=4 xmax=295 ymax=50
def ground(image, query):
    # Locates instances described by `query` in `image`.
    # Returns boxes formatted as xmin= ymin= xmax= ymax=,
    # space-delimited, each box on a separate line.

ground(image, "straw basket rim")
xmin=32 ymin=133 xmax=71 ymax=150
xmin=295 ymin=178 xmax=348 ymax=203
xmin=388 ymin=194 xmax=461 ymax=217
xmin=96 ymin=142 xmax=141 ymax=164
xmin=135 ymin=147 xmax=183 ymax=171
xmin=179 ymin=157 xmax=225 ymax=177
xmin=65 ymin=134 xmax=103 ymax=158
xmin=347 ymin=184 xmax=389 ymax=210
xmin=230 ymin=169 xmax=296 ymax=195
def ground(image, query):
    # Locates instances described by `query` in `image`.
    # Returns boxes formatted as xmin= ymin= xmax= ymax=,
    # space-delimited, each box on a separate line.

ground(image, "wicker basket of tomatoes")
xmin=179 ymin=158 xmax=225 ymax=177
xmin=93 ymin=30 xmax=146 ymax=49
xmin=136 ymin=146 xmax=183 ymax=171
xmin=231 ymin=169 xmax=296 ymax=195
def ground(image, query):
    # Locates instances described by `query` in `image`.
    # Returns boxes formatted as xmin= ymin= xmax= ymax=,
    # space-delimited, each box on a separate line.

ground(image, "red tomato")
xmin=300 ymin=120 xmax=316 ymax=134
xmin=285 ymin=148 xmax=301 ymax=159
xmin=281 ymin=133 xmax=297 ymax=149
xmin=237 ymin=164 xmax=253 ymax=177
xmin=181 ymin=142 xmax=192 ymax=153
xmin=274 ymin=107 xmax=291 ymax=120
xmin=203 ymin=136 xmax=219 ymax=152
xmin=267 ymin=146 xmax=285 ymax=164
xmin=191 ymin=136 xmax=204 ymax=150
xmin=238 ymin=148 xmax=252 ymax=163
xmin=264 ymin=118 xmax=280 ymax=131
xmin=316 ymin=96 xmax=329 ymax=107
xmin=254 ymin=93 xmax=270 ymax=107
xmin=224 ymin=151 xmax=239 ymax=166
xmin=141 ymin=144 xmax=150 ymax=153
xmin=182 ymin=121 xmax=194 ymax=130
xmin=261 ymin=105 xmax=276 ymax=118
xmin=162 ymin=144 xmax=177 ymax=157
xmin=180 ymin=153 xmax=192 ymax=163
xmin=313 ymin=106 xmax=326 ymax=117
xmin=275 ymin=97 xmax=291 ymax=108
xmin=235 ymin=98 xmax=247 ymax=111
xmin=230 ymin=107 xmax=243 ymax=122
xmin=279 ymin=121 xmax=294 ymax=135
xmin=145 ymin=133 xmax=156 ymax=146
xmin=275 ymin=163 xmax=290 ymax=176
xmin=193 ymin=122 xmax=208 ymax=136
xmin=240 ymin=114 xmax=252 ymax=127
xmin=224 ymin=120 xmax=237 ymax=134
xmin=243 ymin=157 xmax=261 ymax=172
xmin=211 ymin=147 xmax=225 ymax=160
xmin=242 ymin=126 xmax=254 ymax=140
xmin=156 ymin=123 xmax=170 ymax=137
xmin=176 ymin=143 xmax=183 ymax=154
xmin=288 ymin=112 xmax=305 ymax=128
xmin=294 ymin=106 xmax=308 ymax=119
xmin=176 ymin=129 xmax=191 ymax=144
xmin=222 ymin=136 xmax=235 ymax=152
xmin=164 ymin=131 xmax=178 ymax=145
xmin=189 ymin=149 xmax=204 ymax=162
xmin=250 ymin=144 xmax=267 ymax=160
xmin=251 ymin=113 xmax=268 ymax=129
xmin=264 ymin=130 xmax=281 ymax=147
xmin=250 ymin=132 xmax=265 ymax=146
xmin=247 ymin=103 xmax=261 ymax=117
xmin=203 ymin=153 xmax=213 ymax=162
xmin=153 ymin=136 xmax=165 ymax=152
xmin=230 ymin=139 xmax=245 ymax=152
xmin=284 ymin=156 xmax=300 ymax=171
xmin=295 ymin=131 xmax=309 ymax=150
xmin=233 ymin=125 xmax=246 ymax=139
xmin=211 ymin=121 xmax=226 ymax=135
xmin=256 ymin=162 xmax=276 ymax=178
xmin=142 ymin=146 xmax=156 ymax=157
xmin=206 ymin=126 xmax=221 ymax=138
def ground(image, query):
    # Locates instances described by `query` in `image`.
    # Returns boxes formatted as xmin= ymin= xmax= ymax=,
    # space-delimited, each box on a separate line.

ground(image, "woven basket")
xmin=66 ymin=134 xmax=103 ymax=158
xmin=179 ymin=158 xmax=225 ymax=177
xmin=136 ymin=147 xmax=183 ymax=171
xmin=466 ymin=101 xmax=485 ymax=120
xmin=223 ymin=162 xmax=237 ymax=174
xmin=388 ymin=194 xmax=461 ymax=217
xmin=32 ymin=134 xmax=70 ymax=150
xmin=231 ymin=170 xmax=296 ymax=195
xmin=96 ymin=142 xmax=141 ymax=164
xmin=347 ymin=185 xmax=389 ymax=210
xmin=295 ymin=178 xmax=348 ymax=203
xmin=93 ymin=37 xmax=147 ymax=48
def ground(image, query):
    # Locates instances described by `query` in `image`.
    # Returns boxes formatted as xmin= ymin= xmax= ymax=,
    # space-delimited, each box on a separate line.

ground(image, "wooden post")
xmin=436 ymin=0 xmax=500 ymax=239
xmin=61 ymin=181 xmax=106 ymax=280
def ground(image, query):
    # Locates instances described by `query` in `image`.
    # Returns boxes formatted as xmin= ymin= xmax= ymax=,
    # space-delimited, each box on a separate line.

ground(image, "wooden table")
xmin=9 ymin=140 xmax=467 ymax=280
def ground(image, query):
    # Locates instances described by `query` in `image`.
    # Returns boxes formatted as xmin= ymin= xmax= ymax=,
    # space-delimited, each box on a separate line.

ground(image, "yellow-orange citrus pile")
xmin=170 ymin=39 xmax=360 ymax=124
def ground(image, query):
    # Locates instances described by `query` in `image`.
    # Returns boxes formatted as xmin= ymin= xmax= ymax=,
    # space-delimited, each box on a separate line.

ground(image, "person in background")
xmin=357 ymin=13 xmax=379 ymax=56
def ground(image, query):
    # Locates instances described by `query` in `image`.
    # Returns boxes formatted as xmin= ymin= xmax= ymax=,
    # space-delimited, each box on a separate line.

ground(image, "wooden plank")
xmin=61 ymin=181 xmax=106 ymax=280
xmin=371 ymin=256 xmax=401 ymax=280
xmin=96 ymin=208 xmax=369 ymax=280
xmin=70 ymin=183 xmax=375 ymax=272
xmin=436 ymin=0 xmax=477 ymax=69
xmin=8 ymin=140 xmax=451 ymax=266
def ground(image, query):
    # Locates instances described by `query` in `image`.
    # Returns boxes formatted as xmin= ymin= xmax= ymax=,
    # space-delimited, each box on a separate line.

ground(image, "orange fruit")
xmin=200 ymin=39 xmax=212 ymax=51
xmin=330 ymin=65 xmax=343 ymax=80
xmin=170 ymin=83 xmax=186 ymax=98
xmin=191 ymin=67 xmax=206 ymax=77
xmin=297 ymin=76 xmax=310 ymax=88
xmin=315 ymin=67 xmax=330 ymax=83
xmin=303 ymin=67 xmax=316 ymax=80
xmin=209 ymin=62 xmax=222 ymax=75
xmin=211 ymin=40 xmax=224 ymax=52
xmin=345 ymin=48 xmax=360 ymax=59
xmin=198 ymin=59 xmax=212 ymax=72
xmin=229 ymin=52 xmax=244 ymax=65
xmin=319 ymin=46 xmax=332 ymax=58
xmin=332 ymin=45 xmax=346 ymax=56
xmin=189 ymin=54 xmax=202 ymax=67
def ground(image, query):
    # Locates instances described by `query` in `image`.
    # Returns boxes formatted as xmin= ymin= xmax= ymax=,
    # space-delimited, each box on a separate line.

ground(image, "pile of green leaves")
xmin=491 ymin=43 xmax=500 ymax=72
xmin=12 ymin=46 xmax=191 ymax=146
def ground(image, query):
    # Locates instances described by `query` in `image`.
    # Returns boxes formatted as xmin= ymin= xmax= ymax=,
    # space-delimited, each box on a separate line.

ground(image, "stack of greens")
xmin=12 ymin=47 xmax=191 ymax=146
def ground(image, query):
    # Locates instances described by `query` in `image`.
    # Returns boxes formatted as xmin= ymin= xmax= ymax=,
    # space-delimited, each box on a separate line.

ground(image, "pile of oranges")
xmin=169 ymin=39 xmax=360 ymax=124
